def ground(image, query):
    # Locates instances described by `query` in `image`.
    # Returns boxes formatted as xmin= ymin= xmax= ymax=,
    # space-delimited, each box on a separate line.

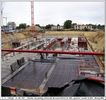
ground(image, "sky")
xmin=2 ymin=2 xmax=105 ymax=26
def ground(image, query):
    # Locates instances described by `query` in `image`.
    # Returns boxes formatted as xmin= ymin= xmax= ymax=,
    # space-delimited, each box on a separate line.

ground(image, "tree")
xmin=92 ymin=24 xmax=97 ymax=29
xmin=16 ymin=26 xmax=20 ymax=29
xmin=97 ymin=24 xmax=105 ymax=30
xmin=18 ymin=23 xmax=27 ymax=29
xmin=27 ymin=25 xmax=30 ymax=27
xmin=57 ymin=24 xmax=60 ymax=27
xmin=45 ymin=24 xmax=53 ymax=30
xmin=97 ymin=24 xmax=101 ymax=29
xmin=64 ymin=20 xmax=72 ymax=29
xmin=36 ymin=24 xmax=41 ymax=28
xmin=101 ymin=25 xmax=105 ymax=30
xmin=57 ymin=24 xmax=60 ymax=30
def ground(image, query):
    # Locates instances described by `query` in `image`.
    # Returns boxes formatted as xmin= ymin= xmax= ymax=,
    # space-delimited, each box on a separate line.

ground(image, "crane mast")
xmin=0 ymin=2 xmax=3 ymax=26
xmin=30 ymin=0 xmax=37 ymax=38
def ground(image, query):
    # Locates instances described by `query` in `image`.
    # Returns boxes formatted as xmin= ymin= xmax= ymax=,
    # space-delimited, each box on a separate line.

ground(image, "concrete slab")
xmin=3 ymin=62 xmax=52 ymax=89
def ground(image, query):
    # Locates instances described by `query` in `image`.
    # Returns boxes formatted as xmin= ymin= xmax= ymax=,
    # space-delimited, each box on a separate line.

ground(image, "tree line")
xmin=16 ymin=20 xmax=105 ymax=31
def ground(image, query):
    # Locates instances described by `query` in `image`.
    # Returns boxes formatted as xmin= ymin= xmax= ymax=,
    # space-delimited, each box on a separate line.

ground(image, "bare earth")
xmin=2 ymin=31 xmax=104 ymax=53
xmin=45 ymin=31 xmax=104 ymax=52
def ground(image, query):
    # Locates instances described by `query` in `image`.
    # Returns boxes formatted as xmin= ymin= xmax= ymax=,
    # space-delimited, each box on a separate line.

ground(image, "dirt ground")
xmin=2 ymin=32 xmax=31 ymax=49
xmin=2 ymin=31 xmax=104 ymax=53
xmin=45 ymin=31 xmax=104 ymax=52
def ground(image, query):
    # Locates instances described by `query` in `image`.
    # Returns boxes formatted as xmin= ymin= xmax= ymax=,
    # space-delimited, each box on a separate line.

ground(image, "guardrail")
xmin=1 ymin=49 xmax=104 ymax=55
xmin=1 ymin=38 xmax=58 ymax=61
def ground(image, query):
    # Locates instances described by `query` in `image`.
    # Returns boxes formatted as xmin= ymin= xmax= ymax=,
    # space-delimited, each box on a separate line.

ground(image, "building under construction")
xmin=1 ymin=1 xmax=105 ymax=96
xmin=1 ymin=36 xmax=104 ymax=96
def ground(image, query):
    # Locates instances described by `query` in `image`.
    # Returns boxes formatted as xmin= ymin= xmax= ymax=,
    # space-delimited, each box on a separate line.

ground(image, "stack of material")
xmin=78 ymin=37 xmax=87 ymax=50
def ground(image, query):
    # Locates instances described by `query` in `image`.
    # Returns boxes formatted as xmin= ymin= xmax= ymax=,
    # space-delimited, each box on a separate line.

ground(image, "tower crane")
xmin=0 ymin=1 xmax=3 ymax=26
xmin=30 ymin=0 xmax=37 ymax=38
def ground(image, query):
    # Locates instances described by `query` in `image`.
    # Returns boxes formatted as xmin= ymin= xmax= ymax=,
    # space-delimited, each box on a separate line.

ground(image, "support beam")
xmin=2 ymin=49 xmax=104 ymax=56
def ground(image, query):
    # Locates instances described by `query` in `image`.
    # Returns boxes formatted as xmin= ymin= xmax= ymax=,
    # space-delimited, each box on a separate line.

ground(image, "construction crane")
xmin=0 ymin=1 xmax=3 ymax=26
xmin=0 ymin=2 xmax=7 ymax=26
xmin=30 ymin=0 xmax=37 ymax=38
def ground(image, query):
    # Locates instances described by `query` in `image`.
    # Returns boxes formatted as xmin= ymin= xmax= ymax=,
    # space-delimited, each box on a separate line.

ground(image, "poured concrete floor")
xmin=2 ymin=55 xmax=100 ymax=90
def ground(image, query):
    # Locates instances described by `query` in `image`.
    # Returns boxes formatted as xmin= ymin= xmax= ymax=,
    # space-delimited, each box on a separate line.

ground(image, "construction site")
xmin=1 ymin=1 xmax=105 ymax=96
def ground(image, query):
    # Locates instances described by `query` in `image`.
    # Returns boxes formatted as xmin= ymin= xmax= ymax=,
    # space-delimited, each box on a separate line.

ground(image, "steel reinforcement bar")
xmin=2 ymin=49 xmax=104 ymax=55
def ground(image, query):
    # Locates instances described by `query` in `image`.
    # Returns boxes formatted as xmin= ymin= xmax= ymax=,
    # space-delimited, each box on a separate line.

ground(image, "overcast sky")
xmin=2 ymin=2 xmax=105 ymax=26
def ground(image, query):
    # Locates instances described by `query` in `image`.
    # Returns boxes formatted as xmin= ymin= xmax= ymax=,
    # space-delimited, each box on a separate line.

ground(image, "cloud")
xmin=3 ymin=2 xmax=105 ymax=26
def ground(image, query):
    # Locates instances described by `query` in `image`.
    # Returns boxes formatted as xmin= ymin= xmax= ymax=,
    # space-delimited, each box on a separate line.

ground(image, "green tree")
xmin=91 ymin=24 xmax=97 ymax=29
xmin=18 ymin=23 xmax=27 ymax=29
xmin=57 ymin=24 xmax=60 ymax=27
xmin=97 ymin=24 xmax=105 ymax=30
xmin=16 ymin=26 xmax=19 ymax=29
xmin=27 ymin=25 xmax=30 ymax=27
xmin=101 ymin=25 xmax=105 ymax=30
xmin=64 ymin=20 xmax=72 ymax=29
xmin=45 ymin=24 xmax=53 ymax=30
xmin=36 ymin=24 xmax=41 ymax=28
xmin=97 ymin=24 xmax=101 ymax=29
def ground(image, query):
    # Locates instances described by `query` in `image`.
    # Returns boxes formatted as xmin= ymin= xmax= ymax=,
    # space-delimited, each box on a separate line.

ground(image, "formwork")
xmin=1 ymin=36 xmax=104 ymax=96
xmin=3 ymin=62 xmax=52 ymax=89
